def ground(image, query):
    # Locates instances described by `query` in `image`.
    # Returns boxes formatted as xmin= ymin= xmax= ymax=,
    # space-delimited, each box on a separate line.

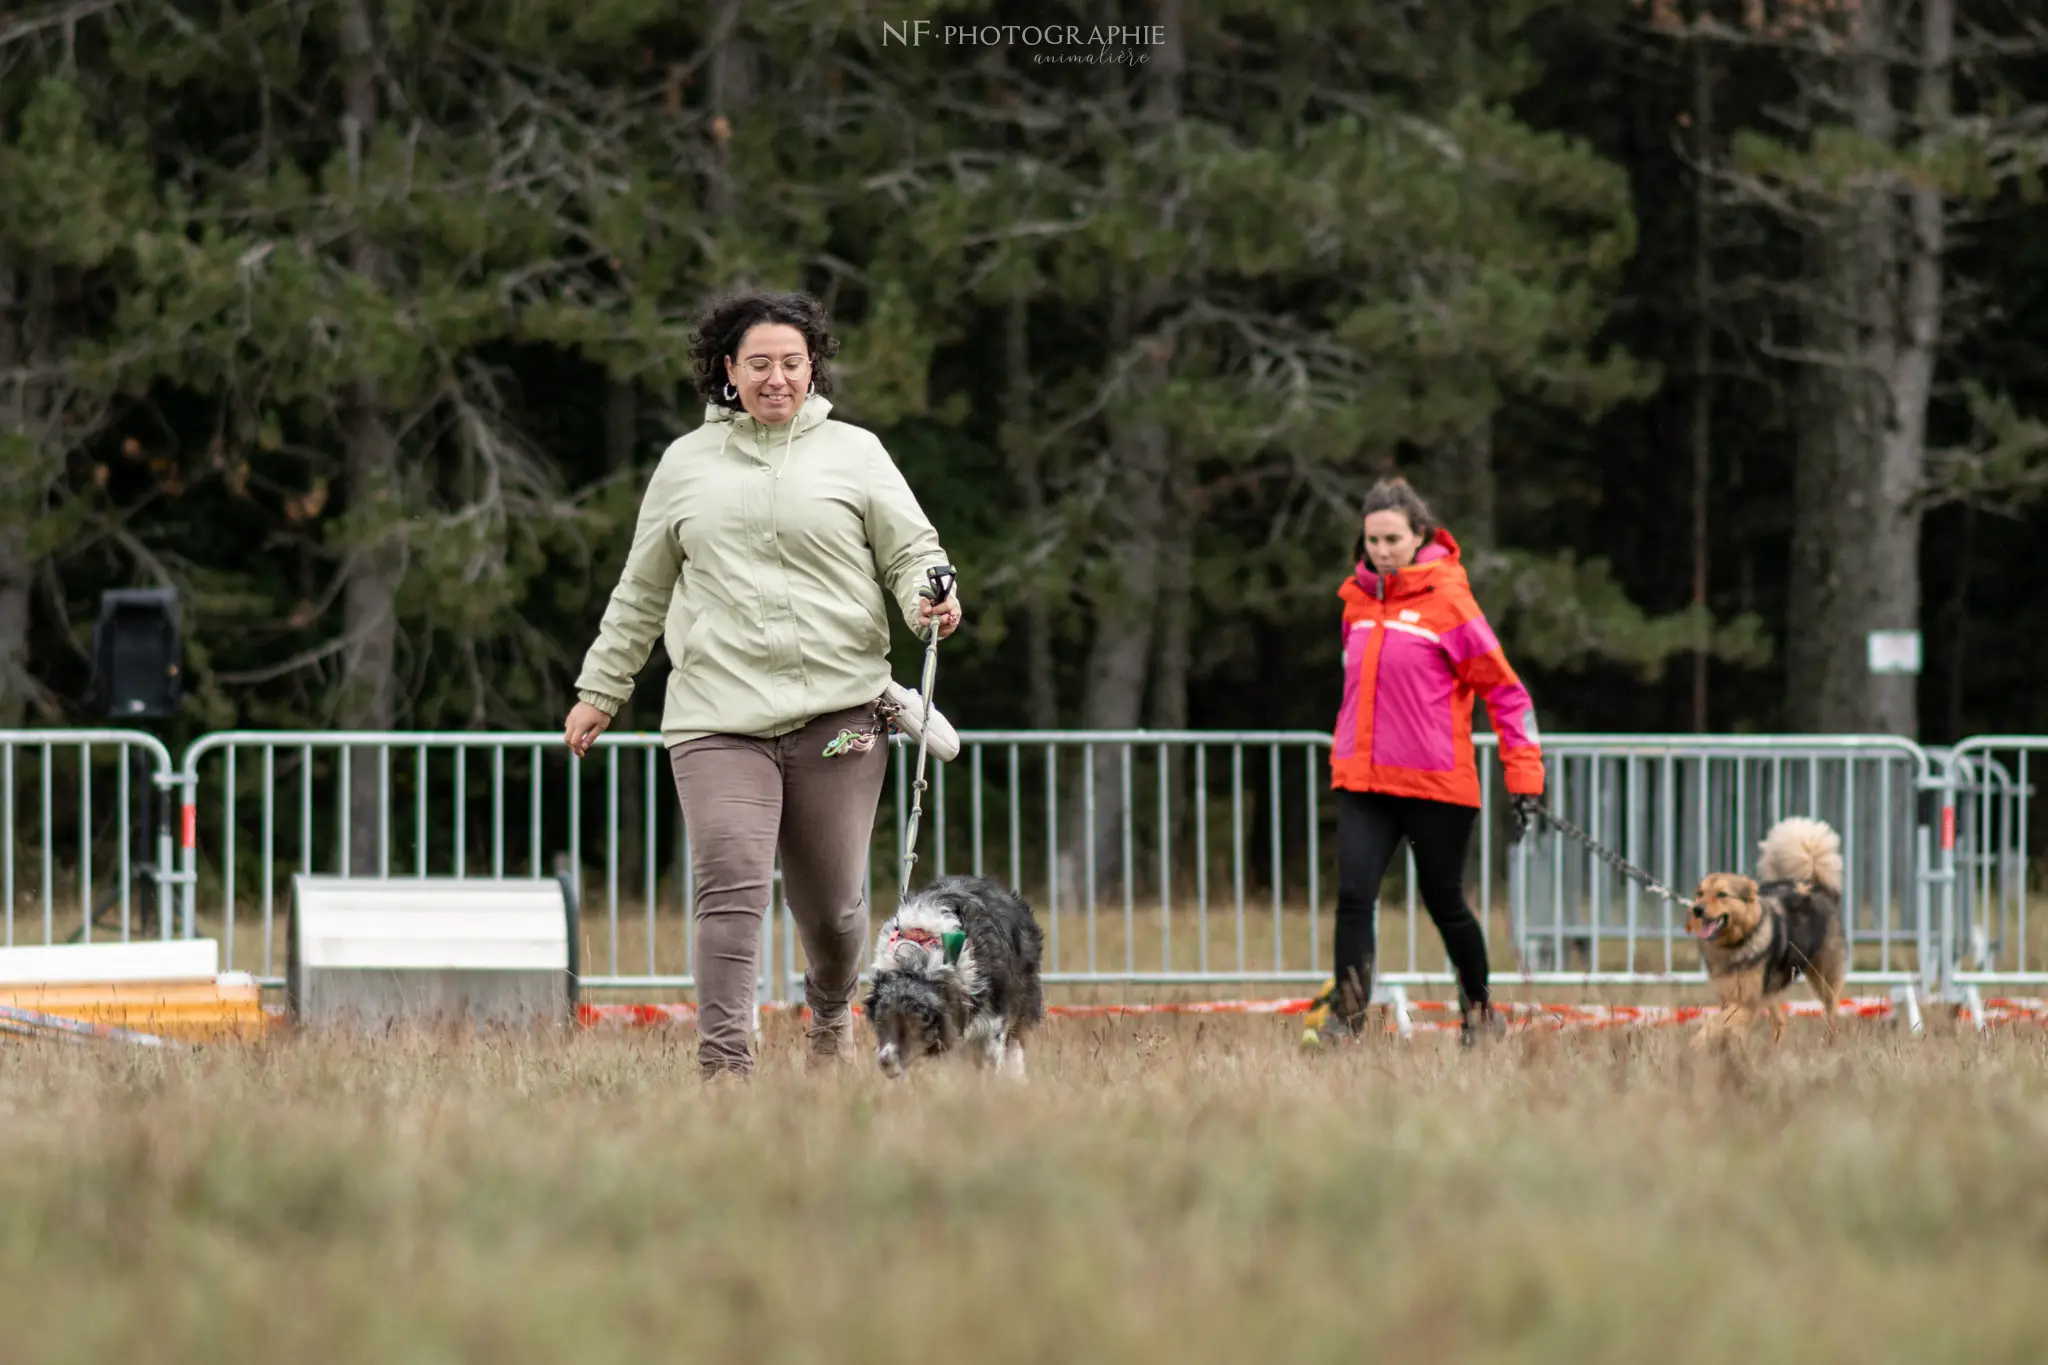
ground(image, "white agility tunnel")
xmin=288 ymin=875 xmax=579 ymax=1029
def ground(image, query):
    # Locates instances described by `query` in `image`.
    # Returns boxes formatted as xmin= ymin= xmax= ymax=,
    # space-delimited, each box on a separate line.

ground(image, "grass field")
xmin=4 ymin=1013 xmax=2047 ymax=1363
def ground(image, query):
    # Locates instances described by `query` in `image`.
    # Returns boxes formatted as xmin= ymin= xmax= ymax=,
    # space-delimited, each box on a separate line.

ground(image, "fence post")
xmin=1922 ymin=751 xmax=1959 ymax=1002
xmin=154 ymin=766 xmax=181 ymax=941
xmin=174 ymin=745 xmax=205 ymax=942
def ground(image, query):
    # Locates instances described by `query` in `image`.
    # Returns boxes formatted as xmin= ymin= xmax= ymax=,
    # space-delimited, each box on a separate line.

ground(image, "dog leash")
xmin=1520 ymin=797 xmax=1691 ymax=908
xmin=1523 ymin=799 xmax=1835 ymax=1002
xmin=898 ymin=564 xmax=957 ymax=901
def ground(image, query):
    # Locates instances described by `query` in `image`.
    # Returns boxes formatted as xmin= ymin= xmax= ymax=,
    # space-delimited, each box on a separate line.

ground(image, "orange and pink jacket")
xmin=1331 ymin=529 xmax=1545 ymax=808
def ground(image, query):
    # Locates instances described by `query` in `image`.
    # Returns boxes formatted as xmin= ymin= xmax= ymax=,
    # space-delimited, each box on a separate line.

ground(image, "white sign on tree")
xmin=1866 ymin=630 xmax=1923 ymax=676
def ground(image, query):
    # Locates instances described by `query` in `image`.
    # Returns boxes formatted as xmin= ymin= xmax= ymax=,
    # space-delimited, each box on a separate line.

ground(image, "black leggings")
xmin=1334 ymin=791 xmax=1489 ymax=1010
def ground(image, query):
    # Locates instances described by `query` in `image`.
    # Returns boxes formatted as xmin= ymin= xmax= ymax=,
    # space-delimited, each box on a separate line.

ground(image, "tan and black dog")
xmin=1687 ymin=816 xmax=1847 ymax=1046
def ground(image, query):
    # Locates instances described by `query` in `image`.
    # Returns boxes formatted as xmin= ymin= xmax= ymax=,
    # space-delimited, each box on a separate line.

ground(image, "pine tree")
xmin=1641 ymin=0 xmax=2048 ymax=735
xmin=0 ymin=53 xmax=161 ymax=726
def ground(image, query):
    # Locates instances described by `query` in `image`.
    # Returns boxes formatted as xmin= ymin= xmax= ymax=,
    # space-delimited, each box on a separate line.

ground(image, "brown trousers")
xmin=668 ymin=702 xmax=888 ymax=1076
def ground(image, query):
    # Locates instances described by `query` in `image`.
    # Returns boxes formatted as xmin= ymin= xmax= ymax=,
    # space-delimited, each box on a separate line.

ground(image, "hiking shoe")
xmin=1301 ymin=1011 xmax=1367 ymax=1050
xmin=1301 ymin=969 xmax=1372 ymax=1050
xmin=804 ymin=999 xmax=857 ymax=1071
xmin=1460 ymin=1002 xmax=1507 ymax=1048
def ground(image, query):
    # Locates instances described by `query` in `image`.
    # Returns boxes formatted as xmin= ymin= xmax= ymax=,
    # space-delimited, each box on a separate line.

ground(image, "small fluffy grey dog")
xmin=863 ymin=875 xmax=1045 ymax=1078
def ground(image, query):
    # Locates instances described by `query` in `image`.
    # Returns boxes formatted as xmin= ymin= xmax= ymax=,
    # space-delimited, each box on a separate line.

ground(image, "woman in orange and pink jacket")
xmin=1318 ymin=478 xmax=1546 ymax=1048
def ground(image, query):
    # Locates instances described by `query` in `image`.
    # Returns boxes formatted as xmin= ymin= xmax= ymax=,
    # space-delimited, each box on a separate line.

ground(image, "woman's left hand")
xmin=919 ymin=594 xmax=963 ymax=640
xmin=1509 ymin=793 xmax=1544 ymax=840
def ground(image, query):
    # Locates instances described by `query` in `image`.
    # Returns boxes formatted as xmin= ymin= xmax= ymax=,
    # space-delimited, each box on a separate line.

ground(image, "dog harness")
xmin=882 ymin=925 xmax=965 ymax=965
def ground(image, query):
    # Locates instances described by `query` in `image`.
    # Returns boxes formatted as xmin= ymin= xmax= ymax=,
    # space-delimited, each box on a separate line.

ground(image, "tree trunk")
xmin=602 ymin=378 xmax=652 ymax=847
xmin=1150 ymin=481 xmax=1191 ymax=733
xmin=1060 ymin=354 xmax=1169 ymax=904
xmin=0 ymin=256 xmax=36 ymax=729
xmin=1945 ymin=502 xmax=1973 ymax=740
xmin=1689 ymin=36 xmax=1715 ymax=735
xmin=707 ymin=0 xmax=751 ymax=227
xmin=1784 ymin=0 xmax=1943 ymax=738
xmin=338 ymin=0 xmax=402 ymax=874
xmin=1060 ymin=0 xmax=1184 ymax=904
xmin=0 ymin=530 xmax=27 ymax=728
xmin=1003 ymin=288 xmax=1058 ymax=730
xmin=1427 ymin=414 xmax=1510 ymax=867
xmin=604 ymin=380 xmax=638 ymax=474
xmin=1425 ymin=418 xmax=1495 ymax=551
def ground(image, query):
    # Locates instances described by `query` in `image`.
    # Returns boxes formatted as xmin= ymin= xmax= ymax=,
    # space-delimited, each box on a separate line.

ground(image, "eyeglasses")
xmin=741 ymin=355 xmax=811 ymax=378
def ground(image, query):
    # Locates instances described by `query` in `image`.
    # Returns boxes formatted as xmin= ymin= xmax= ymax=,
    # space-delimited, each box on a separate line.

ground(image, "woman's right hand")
xmin=564 ymin=701 xmax=613 ymax=758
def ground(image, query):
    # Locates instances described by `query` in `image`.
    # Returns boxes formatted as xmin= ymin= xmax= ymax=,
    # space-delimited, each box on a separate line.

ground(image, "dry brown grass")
xmin=2 ymin=1014 xmax=2045 ymax=1363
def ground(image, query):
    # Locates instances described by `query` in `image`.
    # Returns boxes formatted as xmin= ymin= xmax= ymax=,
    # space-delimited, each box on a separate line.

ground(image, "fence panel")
xmin=0 ymin=730 xmax=179 ymax=947
xmin=1937 ymin=739 xmax=2044 ymax=989
xmin=1511 ymin=736 xmax=1935 ymax=987
xmin=162 ymin=727 xmax=1959 ymax=1000
xmin=176 ymin=731 xmax=698 ymax=990
xmin=172 ymin=729 xmax=1344 ymax=995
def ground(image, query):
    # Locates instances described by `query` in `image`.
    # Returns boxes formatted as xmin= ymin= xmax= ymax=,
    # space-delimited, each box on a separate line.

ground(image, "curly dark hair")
xmin=687 ymin=290 xmax=840 ymax=412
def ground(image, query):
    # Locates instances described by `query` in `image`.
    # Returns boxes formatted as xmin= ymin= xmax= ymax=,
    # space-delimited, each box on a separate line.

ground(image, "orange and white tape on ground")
xmin=574 ymin=998 xmax=1319 ymax=1028
xmin=576 ymin=994 xmax=1916 ymax=1033
xmin=1958 ymin=996 xmax=2048 ymax=1029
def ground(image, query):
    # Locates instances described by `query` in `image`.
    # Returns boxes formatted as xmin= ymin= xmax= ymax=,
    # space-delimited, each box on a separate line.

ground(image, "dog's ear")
xmin=927 ymin=991 xmax=961 ymax=1046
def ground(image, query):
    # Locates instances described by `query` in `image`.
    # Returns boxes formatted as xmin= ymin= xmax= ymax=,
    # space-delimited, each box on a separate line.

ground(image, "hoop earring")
xmin=722 ymin=381 xmax=738 ymax=402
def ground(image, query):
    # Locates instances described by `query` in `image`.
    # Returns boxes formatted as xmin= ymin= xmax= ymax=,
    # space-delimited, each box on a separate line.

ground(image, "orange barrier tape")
xmin=572 ymin=1000 xmax=1327 ymax=1028
xmin=574 ymin=998 xmax=1327 ymax=1029
xmin=575 ymin=995 xmax=1909 ymax=1032
xmin=1959 ymin=996 xmax=2048 ymax=1028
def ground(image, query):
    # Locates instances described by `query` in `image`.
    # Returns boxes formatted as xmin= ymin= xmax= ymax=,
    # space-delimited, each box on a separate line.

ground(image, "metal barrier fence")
xmin=0 ymin=730 xmax=181 ymax=947
xmin=4 ymin=725 xmax=2034 ymax=1002
xmin=1516 ymin=736 xmax=1933 ymax=988
xmin=168 ymin=729 xmax=1344 ymax=994
xmin=1936 ymin=739 xmax=2044 ymax=990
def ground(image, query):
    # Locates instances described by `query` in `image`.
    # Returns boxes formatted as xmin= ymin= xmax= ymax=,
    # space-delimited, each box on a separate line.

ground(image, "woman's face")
xmin=724 ymin=323 xmax=811 ymax=426
xmin=1362 ymin=510 xmax=1426 ymax=574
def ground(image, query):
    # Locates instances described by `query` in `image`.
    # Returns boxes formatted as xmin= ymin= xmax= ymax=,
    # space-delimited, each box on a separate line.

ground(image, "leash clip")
xmin=821 ymin=728 xmax=878 ymax=759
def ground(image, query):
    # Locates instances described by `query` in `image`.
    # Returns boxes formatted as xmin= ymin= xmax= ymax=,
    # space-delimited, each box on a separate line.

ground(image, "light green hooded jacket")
xmin=574 ymin=396 xmax=950 ymax=745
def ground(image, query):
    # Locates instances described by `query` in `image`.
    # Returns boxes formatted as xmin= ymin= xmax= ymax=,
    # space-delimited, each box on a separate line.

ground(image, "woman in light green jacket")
xmin=563 ymin=291 xmax=961 ymax=1078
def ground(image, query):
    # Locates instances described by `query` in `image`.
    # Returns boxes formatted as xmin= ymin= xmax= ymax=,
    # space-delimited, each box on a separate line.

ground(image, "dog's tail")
xmin=1759 ymin=816 xmax=1843 ymax=894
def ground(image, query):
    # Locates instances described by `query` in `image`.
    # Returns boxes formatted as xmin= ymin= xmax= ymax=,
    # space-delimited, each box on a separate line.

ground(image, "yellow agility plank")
xmin=0 ymin=973 xmax=270 ymax=1043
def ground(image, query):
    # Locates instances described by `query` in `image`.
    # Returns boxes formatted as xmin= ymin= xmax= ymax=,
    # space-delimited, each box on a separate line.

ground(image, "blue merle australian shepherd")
xmin=864 ymin=875 xmax=1045 ymax=1078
